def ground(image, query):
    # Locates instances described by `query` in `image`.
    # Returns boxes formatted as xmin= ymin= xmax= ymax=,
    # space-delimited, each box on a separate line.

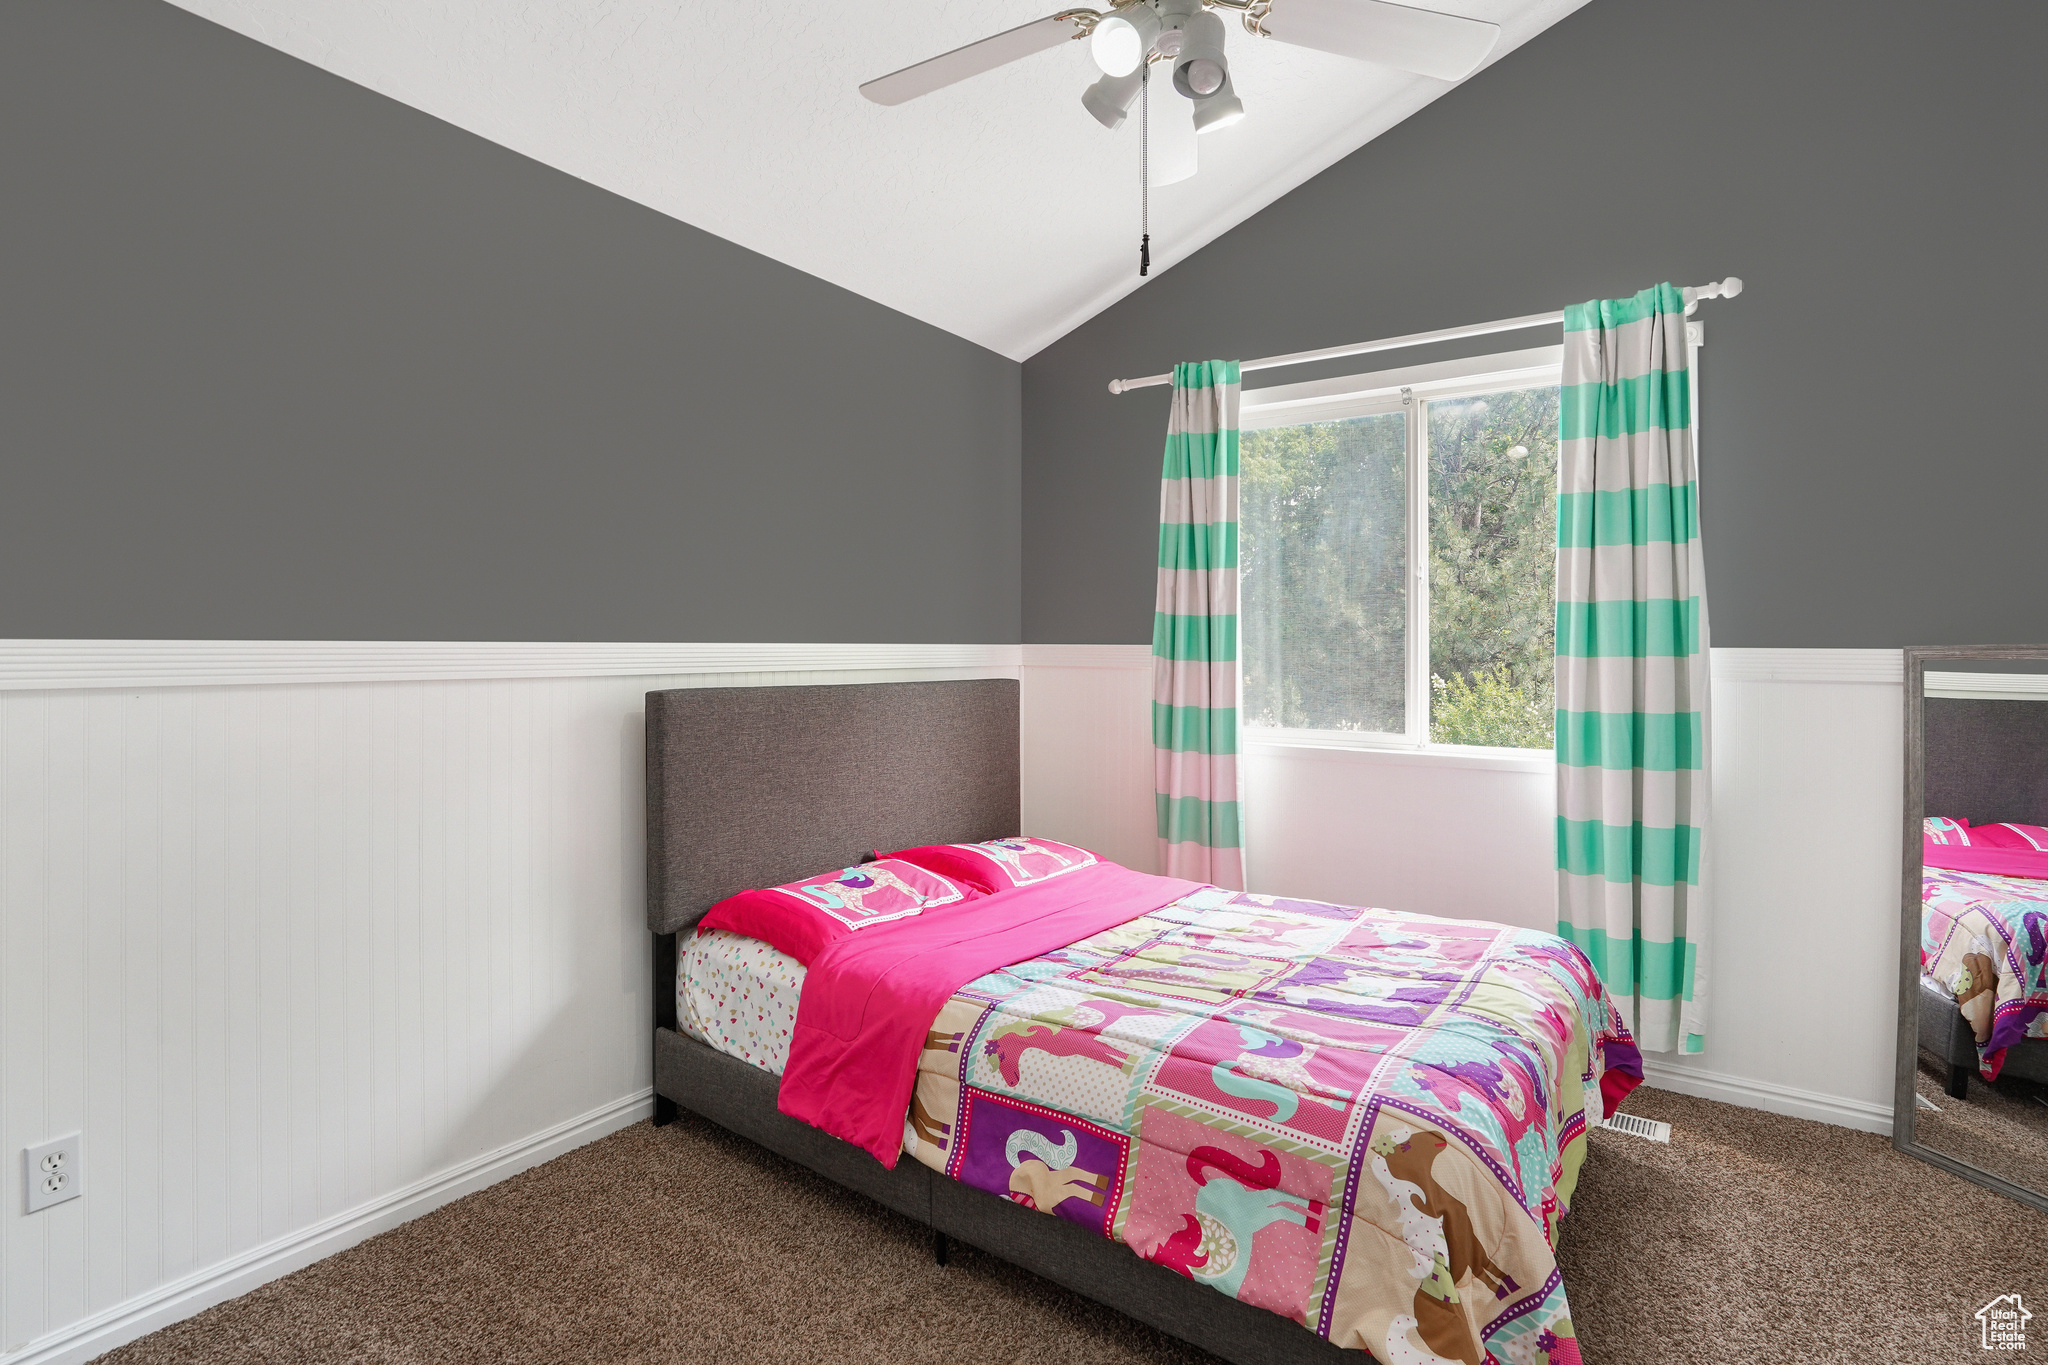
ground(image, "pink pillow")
xmin=1968 ymin=822 xmax=2048 ymax=852
xmin=697 ymin=858 xmax=975 ymax=964
xmin=1924 ymin=817 xmax=1973 ymax=847
xmin=883 ymin=837 xmax=1101 ymax=895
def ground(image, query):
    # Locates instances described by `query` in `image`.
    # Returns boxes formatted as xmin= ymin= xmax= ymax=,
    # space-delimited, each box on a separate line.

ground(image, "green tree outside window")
xmin=1241 ymin=383 xmax=1558 ymax=750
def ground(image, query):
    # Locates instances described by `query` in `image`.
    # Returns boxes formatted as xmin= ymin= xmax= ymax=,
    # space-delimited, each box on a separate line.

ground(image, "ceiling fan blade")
xmin=1254 ymin=0 xmax=1500 ymax=82
xmin=1149 ymin=81 xmax=1197 ymax=187
xmin=860 ymin=13 xmax=1088 ymax=107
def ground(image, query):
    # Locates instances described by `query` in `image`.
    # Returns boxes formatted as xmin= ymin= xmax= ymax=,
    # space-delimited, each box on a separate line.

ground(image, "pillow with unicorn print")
xmin=883 ymin=837 xmax=1101 ymax=895
xmin=697 ymin=858 xmax=976 ymax=965
xmin=1925 ymin=816 xmax=1973 ymax=847
xmin=1963 ymin=822 xmax=2048 ymax=852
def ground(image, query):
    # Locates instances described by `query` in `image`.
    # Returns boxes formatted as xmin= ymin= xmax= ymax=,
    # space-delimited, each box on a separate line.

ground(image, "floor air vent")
xmin=1601 ymin=1113 xmax=1672 ymax=1143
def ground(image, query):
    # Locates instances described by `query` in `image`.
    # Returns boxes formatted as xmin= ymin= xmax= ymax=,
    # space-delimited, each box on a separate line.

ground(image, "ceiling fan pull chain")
xmin=1139 ymin=59 xmax=1150 ymax=277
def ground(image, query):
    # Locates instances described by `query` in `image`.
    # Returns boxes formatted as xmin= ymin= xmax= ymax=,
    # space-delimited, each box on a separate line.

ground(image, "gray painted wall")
xmin=0 ymin=1 xmax=1020 ymax=642
xmin=1022 ymin=0 xmax=2047 ymax=646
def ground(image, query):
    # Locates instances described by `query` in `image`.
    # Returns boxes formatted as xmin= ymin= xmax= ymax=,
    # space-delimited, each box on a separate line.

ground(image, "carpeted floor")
xmin=96 ymin=1086 xmax=2046 ymax=1365
xmin=1913 ymin=1053 xmax=2048 ymax=1192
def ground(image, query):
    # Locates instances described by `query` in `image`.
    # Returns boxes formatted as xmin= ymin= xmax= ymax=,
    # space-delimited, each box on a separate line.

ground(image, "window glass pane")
xmin=1426 ymin=385 xmax=1560 ymax=749
xmin=1241 ymin=412 xmax=1408 ymax=733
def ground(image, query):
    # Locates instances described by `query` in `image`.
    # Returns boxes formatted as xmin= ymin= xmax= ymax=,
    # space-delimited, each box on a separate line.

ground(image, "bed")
xmin=1919 ymin=694 xmax=2048 ymax=1101
xmin=646 ymin=679 xmax=1642 ymax=1364
xmin=1920 ymin=857 xmax=2048 ymax=1098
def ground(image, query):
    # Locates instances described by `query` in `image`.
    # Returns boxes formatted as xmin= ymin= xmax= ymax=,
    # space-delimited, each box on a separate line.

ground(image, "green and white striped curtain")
xmin=1555 ymin=284 xmax=1708 ymax=1054
xmin=1154 ymin=360 xmax=1245 ymax=890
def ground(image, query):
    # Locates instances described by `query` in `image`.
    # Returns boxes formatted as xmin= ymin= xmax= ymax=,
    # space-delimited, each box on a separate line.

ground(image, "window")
xmin=1240 ymin=347 xmax=1561 ymax=751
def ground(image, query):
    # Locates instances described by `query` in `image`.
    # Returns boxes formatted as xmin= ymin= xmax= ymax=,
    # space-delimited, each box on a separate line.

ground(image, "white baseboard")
xmin=1640 ymin=1060 xmax=1892 ymax=1135
xmin=3 ymin=1090 xmax=654 ymax=1365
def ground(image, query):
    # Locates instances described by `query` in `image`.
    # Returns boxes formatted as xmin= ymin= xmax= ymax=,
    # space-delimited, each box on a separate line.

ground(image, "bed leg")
xmin=932 ymin=1229 xmax=949 ymax=1267
xmin=653 ymin=1095 xmax=681 ymax=1127
xmin=1947 ymin=1065 xmax=1971 ymax=1102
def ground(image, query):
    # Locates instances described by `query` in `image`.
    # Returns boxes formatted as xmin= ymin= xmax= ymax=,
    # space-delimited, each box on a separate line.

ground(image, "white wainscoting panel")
xmin=1650 ymin=648 xmax=1904 ymax=1133
xmin=1021 ymin=646 xmax=1156 ymax=875
xmin=1242 ymin=743 xmax=1557 ymax=932
xmin=1019 ymin=645 xmax=1908 ymax=1134
xmin=0 ymin=651 xmax=1017 ymax=1364
xmin=0 ymin=639 xmax=1912 ymax=1362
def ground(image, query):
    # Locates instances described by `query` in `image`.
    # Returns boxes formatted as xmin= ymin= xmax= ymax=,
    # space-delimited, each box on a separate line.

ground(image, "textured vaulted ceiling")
xmin=166 ymin=0 xmax=1586 ymax=359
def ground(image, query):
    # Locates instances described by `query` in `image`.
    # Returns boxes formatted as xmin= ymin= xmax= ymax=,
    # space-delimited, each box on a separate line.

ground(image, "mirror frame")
xmin=1895 ymin=643 xmax=2048 ymax=1210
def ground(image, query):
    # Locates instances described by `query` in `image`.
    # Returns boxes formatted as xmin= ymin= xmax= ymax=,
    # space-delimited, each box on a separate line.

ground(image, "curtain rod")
xmin=1105 ymin=277 xmax=1744 ymax=395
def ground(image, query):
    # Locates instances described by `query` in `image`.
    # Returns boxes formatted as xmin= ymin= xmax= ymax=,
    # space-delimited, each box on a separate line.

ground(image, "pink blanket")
xmin=778 ymin=862 xmax=1201 ymax=1164
xmin=1924 ymin=843 xmax=2048 ymax=880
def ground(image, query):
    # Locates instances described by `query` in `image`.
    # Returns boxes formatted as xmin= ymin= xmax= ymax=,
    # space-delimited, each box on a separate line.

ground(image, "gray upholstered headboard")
xmin=1925 ymin=695 xmax=2048 ymax=827
xmin=644 ymin=679 xmax=1021 ymax=937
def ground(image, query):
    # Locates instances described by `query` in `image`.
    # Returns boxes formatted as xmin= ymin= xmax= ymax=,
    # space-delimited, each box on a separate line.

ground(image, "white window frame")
xmin=1237 ymin=344 xmax=1564 ymax=770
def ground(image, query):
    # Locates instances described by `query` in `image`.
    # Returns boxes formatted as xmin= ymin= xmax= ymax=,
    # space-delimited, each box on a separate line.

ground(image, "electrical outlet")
xmin=24 ymin=1135 xmax=82 ymax=1213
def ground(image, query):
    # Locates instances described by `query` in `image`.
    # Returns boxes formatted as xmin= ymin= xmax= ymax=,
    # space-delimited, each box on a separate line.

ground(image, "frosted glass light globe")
xmin=1181 ymin=56 xmax=1224 ymax=95
xmin=1091 ymin=11 xmax=1157 ymax=77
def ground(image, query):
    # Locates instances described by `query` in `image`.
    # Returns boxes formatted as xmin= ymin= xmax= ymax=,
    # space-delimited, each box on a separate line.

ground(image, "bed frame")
xmin=645 ymin=679 xmax=1350 ymax=1364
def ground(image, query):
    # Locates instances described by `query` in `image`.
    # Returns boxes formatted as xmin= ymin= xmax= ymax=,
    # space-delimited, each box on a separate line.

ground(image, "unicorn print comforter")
xmin=895 ymin=883 xmax=1641 ymax=1364
xmin=1923 ymin=866 xmax=2048 ymax=1079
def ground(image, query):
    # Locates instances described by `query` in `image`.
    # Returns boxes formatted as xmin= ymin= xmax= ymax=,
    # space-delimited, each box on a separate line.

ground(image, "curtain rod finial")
xmin=1108 ymin=379 xmax=1124 ymax=394
xmin=1719 ymin=276 xmax=1744 ymax=298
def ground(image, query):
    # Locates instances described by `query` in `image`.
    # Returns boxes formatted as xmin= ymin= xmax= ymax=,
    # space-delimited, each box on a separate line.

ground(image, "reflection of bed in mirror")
xmin=1899 ymin=649 xmax=2048 ymax=1212
xmin=1918 ymin=689 xmax=2048 ymax=1102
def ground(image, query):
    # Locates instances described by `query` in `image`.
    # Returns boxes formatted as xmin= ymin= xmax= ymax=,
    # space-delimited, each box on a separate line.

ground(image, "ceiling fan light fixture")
xmin=1090 ymin=7 xmax=1161 ymax=77
xmin=1171 ymin=11 xmax=1229 ymax=99
xmin=1080 ymin=67 xmax=1145 ymax=130
xmin=1180 ymin=57 xmax=1225 ymax=96
xmin=1192 ymin=72 xmax=1244 ymax=133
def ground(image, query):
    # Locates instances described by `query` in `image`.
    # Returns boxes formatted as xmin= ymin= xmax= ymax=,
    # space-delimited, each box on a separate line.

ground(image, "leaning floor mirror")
xmin=1898 ymin=645 xmax=2048 ymax=1210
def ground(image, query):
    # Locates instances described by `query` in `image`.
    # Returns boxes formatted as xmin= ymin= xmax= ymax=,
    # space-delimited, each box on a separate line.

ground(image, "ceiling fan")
xmin=859 ymin=0 xmax=1502 ymax=134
